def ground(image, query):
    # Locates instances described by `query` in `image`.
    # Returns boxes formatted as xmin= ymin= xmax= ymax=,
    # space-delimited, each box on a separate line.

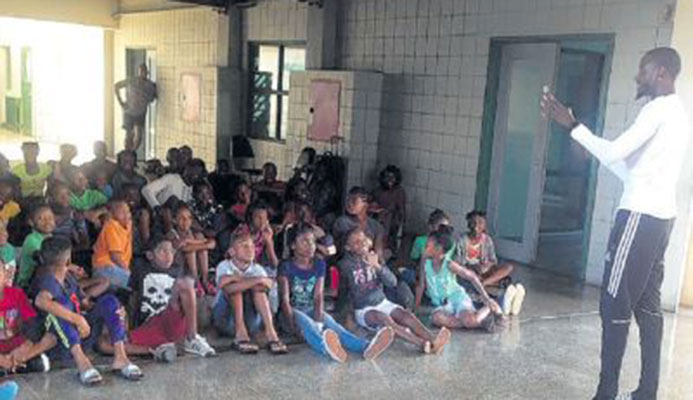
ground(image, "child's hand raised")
xmin=261 ymin=224 xmax=274 ymax=244
xmin=366 ymin=251 xmax=380 ymax=269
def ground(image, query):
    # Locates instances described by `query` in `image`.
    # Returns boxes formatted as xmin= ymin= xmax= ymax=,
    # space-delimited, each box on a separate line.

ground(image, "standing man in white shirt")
xmin=542 ymin=47 xmax=689 ymax=400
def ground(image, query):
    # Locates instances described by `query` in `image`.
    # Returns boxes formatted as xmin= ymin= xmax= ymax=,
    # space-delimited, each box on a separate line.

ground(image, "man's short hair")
xmin=644 ymin=47 xmax=681 ymax=78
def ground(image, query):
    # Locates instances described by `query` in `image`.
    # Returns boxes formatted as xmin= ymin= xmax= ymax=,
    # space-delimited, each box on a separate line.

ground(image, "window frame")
xmin=246 ymin=41 xmax=306 ymax=142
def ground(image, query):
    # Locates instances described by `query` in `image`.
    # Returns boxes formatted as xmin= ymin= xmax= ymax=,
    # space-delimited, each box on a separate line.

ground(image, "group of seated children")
xmin=0 ymin=140 xmax=526 ymax=387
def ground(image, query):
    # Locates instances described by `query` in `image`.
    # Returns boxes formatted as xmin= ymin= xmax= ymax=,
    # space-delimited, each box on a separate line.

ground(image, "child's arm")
xmin=35 ymin=290 xmax=91 ymax=338
xmin=138 ymin=209 xmax=151 ymax=244
xmin=368 ymin=252 xmax=397 ymax=288
xmin=278 ymin=276 xmax=295 ymax=332
xmin=448 ymin=260 xmax=501 ymax=313
xmin=262 ymin=226 xmax=279 ymax=268
xmin=178 ymin=238 xmax=215 ymax=252
xmin=414 ymin=258 xmax=426 ymax=312
xmin=109 ymin=251 xmax=128 ymax=270
xmin=312 ymin=276 xmax=326 ymax=323
xmin=219 ymin=275 xmax=274 ymax=294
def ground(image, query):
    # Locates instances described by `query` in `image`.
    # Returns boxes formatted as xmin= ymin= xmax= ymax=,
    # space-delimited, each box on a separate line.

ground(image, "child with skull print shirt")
xmin=128 ymin=236 xmax=216 ymax=360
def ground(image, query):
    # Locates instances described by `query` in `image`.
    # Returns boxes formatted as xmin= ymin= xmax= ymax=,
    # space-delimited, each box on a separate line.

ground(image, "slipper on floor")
xmin=267 ymin=340 xmax=288 ymax=355
xmin=114 ymin=363 xmax=144 ymax=381
xmin=232 ymin=340 xmax=259 ymax=354
xmin=79 ymin=367 xmax=103 ymax=386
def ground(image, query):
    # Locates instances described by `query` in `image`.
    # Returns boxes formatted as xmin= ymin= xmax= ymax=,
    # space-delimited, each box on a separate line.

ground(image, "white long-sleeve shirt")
xmin=140 ymin=173 xmax=192 ymax=208
xmin=570 ymin=94 xmax=690 ymax=219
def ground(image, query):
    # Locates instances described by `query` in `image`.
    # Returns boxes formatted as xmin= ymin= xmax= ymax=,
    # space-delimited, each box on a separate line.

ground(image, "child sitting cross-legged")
xmin=279 ymin=223 xmax=394 ymax=363
xmin=127 ymin=236 xmax=216 ymax=362
xmin=211 ymin=225 xmax=288 ymax=355
xmin=34 ymin=237 xmax=143 ymax=386
xmin=91 ymin=200 xmax=134 ymax=290
xmin=339 ymin=227 xmax=450 ymax=355
xmin=415 ymin=226 xmax=506 ymax=333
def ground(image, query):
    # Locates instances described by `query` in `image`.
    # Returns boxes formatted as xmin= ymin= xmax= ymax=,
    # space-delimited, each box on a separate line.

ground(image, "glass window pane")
xmin=280 ymin=95 xmax=289 ymax=138
xmin=249 ymin=85 xmax=278 ymax=139
xmin=257 ymin=45 xmax=280 ymax=91
xmin=282 ymin=47 xmax=306 ymax=91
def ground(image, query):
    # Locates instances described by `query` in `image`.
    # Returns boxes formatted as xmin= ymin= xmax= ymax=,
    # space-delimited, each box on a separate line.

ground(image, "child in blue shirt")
xmin=278 ymin=223 xmax=394 ymax=362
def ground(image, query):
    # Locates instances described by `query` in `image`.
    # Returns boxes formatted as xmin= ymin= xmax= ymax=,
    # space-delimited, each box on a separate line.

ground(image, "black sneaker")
xmin=17 ymin=353 xmax=51 ymax=373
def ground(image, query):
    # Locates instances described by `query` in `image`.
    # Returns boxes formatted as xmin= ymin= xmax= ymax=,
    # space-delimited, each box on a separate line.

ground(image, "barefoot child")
xmin=279 ymin=223 xmax=394 ymax=363
xmin=339 ymin=227 xmax=450 ymax=354
xmin=212 ymin=227 xmax=287 ymax=354
xmin=128 ymin=236 xmax=216 ymax=362
xmin=415 ymin=226 xmax=505 ymax=332
xmin=34 ymin=237 xmax=143 ymax=386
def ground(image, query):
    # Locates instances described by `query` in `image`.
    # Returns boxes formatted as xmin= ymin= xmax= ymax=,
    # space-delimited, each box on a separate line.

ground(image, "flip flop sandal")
xmin=114 ymin=363 xmax=144 ymax=381
xmin=79 ymin=367 xmax=103 ymax=386
xmin=232 ymin=340 xmax=259 ymax=354
xmin=267 ymin=340 xmax=288 ymax=355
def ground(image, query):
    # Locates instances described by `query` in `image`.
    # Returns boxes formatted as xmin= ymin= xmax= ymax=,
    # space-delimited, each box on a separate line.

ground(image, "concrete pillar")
xmin=104 ymin=29 xmax=115 ymax=156
xmin=306 ymin=0 xmax=337 ymax=69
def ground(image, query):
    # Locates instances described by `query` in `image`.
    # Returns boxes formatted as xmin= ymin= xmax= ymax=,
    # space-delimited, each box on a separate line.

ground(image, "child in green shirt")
xmin=0 ymin=221 xmax=15 ymax=269
xmin=17 ymin=205 xmax=56 ymax=288
xmin=69 ymin=169 xmax=107 ymax=212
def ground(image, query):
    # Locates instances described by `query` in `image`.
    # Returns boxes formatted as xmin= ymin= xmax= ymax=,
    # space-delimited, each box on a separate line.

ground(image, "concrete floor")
xmin=12 ymin=267 xmax=693 ymax=400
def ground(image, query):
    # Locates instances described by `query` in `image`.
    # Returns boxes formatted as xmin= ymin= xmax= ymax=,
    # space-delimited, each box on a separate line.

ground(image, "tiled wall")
xmin=114 ymin=8 xmax=229 ymax=167
xmin=250 ymin=70 xmax=383 ymax=193
xmin=336 ymin=0 xmax=676 ymax=285
xmin=243 ymin=0 xmax=308 ymax=43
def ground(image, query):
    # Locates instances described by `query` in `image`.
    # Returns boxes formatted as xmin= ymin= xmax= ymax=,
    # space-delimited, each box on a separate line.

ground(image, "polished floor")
xmin=13 ymin=267 xmax=693 ymax=400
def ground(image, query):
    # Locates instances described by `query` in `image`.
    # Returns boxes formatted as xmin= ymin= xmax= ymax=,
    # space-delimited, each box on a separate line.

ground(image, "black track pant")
xmin=593 ymin=210 xmax=674 ymax=400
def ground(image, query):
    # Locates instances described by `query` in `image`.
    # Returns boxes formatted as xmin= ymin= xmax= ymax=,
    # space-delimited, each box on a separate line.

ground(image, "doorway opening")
xmin=125 ymin=48 xmax=157 ymax=160
xmin=477 ymin=35 xmax=613 ymax=281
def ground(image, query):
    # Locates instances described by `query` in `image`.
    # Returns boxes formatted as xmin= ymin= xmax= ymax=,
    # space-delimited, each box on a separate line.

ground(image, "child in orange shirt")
xmin=92 ymin=200 xmax=133 ymax=289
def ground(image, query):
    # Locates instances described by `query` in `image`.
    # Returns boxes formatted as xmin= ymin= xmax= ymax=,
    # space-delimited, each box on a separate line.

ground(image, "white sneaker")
xmin=501 ymin=285 xmax=517 ymax=315
xmin=511 ymin=284 xmax=526 ymax=316
xmin=152 ymin=343 xmax=177 ymax=363
xmin=615 ymin=393 xmax=632 ymax=400
xmin=183 ymin=334 xmax=217 ymax=358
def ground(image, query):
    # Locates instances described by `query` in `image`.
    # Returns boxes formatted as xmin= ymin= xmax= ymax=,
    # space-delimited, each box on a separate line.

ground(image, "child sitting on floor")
xmin=0 ymin=257 xmax=55 ymax=375
xmin=17 ymin=205 xmax=55 ymax=289
xmin=458 ymin=211 xmax=525 ymax=315
xmin=34 ymin=237 xmax=143 ymax=386
xmin=167 ymin=205 xmax=216 ymax=296
xmin=339 ymin=227 xmax=450 ymax=355
xmin=211 ymin=226 xmax=287 ymax=355
xmin=49 ymin=183 xmax=89 ymax=252
xmin=69 ymin=169 xmax=108 ymax=227
xmin=91 ymin=200 xmax=133 ymax=290
xmin=279 ymin=223 xmax=393 ymax=362
xmin=415 ymin=226 xmax=505 ymax=333
xmin=189 ymin=181 xmax=224 ymax=239
xmin=93 ymin=170 xmax=113 ymax=201
xmin=229 ymin=181 xmax=252 ymax=222
xmin=128 ymin=236 xmax=216 ymax=362
xmin=373 ymin=165 xmax=406 ymax=254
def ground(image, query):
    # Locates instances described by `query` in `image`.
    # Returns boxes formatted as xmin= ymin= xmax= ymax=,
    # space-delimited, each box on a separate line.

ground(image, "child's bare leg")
xmin=365 ymin=310 xmax=426 ymax=348
xmin=97 ymin=335 xmax=151 ymax=356
xmin=70 ymin=344 xmax=94 ymax=373
xmin=482 ymin=263 xmax=514 ymax=287
xmin=172 ymin=277 xmax=198 ymax=339
xmin=185 ymin=251 xmax=200 ymax=285
xmin=81 ymin=277 xmax=110 ymax=298
xmin=10 ymin=334 xmax=57 ymax=364
xmin=251 ymin=287 xmax=280 ymax=342
xmin=229 ymin=290 xmax=250 ymax=341
xmin=197 ymin=250 xmax=209 ymax=286
xmin=391 ymin=308 xmax=436 ymax=342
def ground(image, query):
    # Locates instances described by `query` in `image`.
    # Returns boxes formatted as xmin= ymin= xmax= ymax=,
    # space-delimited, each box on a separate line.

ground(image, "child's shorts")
xmin=354 ymin=299 xmax=403 ymax=331
xmin=433 ymin=296 xmax=475 ymax=317
xmin=130 ymin=306 xmax=188 ymax=348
